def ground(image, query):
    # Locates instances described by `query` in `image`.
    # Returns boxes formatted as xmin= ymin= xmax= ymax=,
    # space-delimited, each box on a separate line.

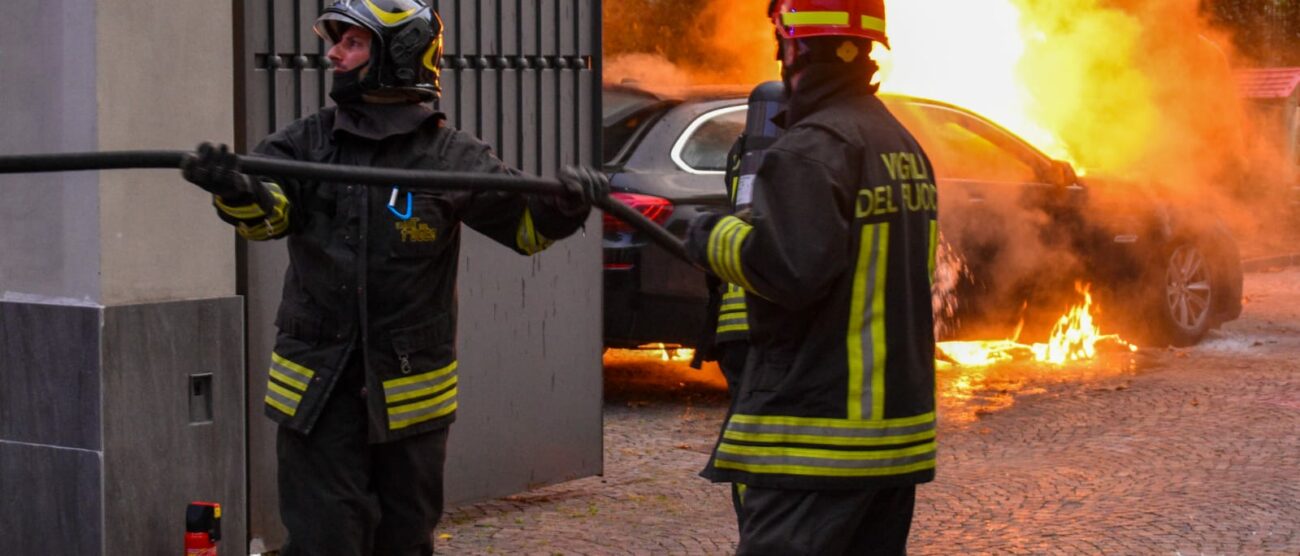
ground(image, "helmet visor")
xmin=314 ymin=12 xmax=368 ymax=44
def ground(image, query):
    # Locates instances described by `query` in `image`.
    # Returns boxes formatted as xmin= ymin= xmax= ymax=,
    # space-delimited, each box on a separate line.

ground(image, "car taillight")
xmin=603 ymin=192 xmax=674 ymax=234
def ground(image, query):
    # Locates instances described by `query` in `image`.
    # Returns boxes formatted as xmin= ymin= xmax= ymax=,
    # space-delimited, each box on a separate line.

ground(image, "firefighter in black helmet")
xmin=180 ymin=1 xmax=606 ymax=554
xmin=684 ymin=0 xmax=939 ymax=554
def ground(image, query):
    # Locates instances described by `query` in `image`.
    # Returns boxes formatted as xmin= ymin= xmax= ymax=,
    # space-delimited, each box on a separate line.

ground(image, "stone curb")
xmin=1241 ymin=253 xmax=1300 ymax=273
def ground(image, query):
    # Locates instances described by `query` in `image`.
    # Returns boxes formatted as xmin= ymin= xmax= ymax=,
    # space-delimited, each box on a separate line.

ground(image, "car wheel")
xmin=1150 ymin=243 xmax=1215 ymax=346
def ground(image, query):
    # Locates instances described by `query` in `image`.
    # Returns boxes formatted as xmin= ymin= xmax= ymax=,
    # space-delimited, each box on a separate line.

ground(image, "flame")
xmin=636 ymin=342 xmax=695 ymax=363
xmin=1029 ymin=283 xmax=1136 ymax=364
xmin=937 ymin=282 xmax=1136 ymax=368
xmin=874 ymin=1 xmax=1069 ymax=161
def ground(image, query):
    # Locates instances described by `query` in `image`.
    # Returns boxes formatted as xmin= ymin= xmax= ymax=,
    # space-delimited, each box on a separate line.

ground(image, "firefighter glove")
xmin=182 ymin=142 xmax=264 ymax=202
xmin=558 ymin=165 xmax=610 ymax=209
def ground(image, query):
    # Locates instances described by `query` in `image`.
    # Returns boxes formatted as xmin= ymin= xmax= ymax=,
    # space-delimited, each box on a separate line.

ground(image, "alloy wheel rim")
xmin=1165 ymin=246 xmax=1212 ymax=332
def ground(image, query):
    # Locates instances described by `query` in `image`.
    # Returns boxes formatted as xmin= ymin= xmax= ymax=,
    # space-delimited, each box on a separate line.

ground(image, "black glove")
xmin=181 ymin=142 xmax=260 ymax=200
xmin=557 ymin=165 xmax=610 ymax=211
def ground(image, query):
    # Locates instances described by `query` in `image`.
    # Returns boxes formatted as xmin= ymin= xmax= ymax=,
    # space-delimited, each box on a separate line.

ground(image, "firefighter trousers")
xmin=733 ymin=484 xmax=916 ymax=556
xmin=277 ymin=361 xmax=449 ymax=556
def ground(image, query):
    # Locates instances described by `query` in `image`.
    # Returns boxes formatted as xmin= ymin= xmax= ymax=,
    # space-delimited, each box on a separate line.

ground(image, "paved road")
xmin=435 ymin=269 xmax=1300 ymax=555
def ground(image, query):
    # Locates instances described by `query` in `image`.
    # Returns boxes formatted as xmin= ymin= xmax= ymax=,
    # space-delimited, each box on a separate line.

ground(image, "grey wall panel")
xmin=480 ymin=0 xmax=499 ymax=53
xmin=247 ymin=70 xmax=274 ymax=149
xmin=101 ymin=298 xmax=246 ymax=555
xmin=446 ymin=223 xmax=603 ymax=504
xmin=457 ymin=0 xmax=480 ymax=54
xmin=0 ymin=0 xmax=100 ymax=303
xmin=541 ymin=0 xmax=558 ymax=54
xmin=541 ymin=71 xmax=561 ymax=176
xmin=94 ymin=0 xmax=236 ymax=305
xmin=579 ymin=68 xmax=596 ymax=166
xmin=459 ymin=69 xmax=482 ymax=138
xmin=560 ymin=0 xmax=577 ymax=54
xmin=499 ymin=70 xmax=520 ymax=167
xmin=501 ymin=0 xmax=519 ymax=53
xmin=275 ymin=69 xmax=301 ymax=132
xmin=441 ymin=68 xmax=461 ymax=130
xmin=0 ymin=302 xmax=101 ymax=450
xmin=481 ymin=70 xmax=502 ymax=154
xmin=274 ymin=0 xmax=296 ymax=54
xmin=301 ymin=68 xmax=325 ymax=116
xmin=298 ymin=0 xmax=323 ymax=53
xmin=561 ymin=69 xmax=577 ymax=165
xmin=521 ymin=71 xmax=540 ymax=174
xmin=0 ymin=442 xmax=102 ymax=555
xmin=521 ymin=0 xmax=538 ymax=55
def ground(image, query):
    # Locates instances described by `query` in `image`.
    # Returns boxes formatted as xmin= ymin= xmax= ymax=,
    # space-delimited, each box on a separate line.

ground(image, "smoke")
xmin=1010 ymin=0 xmax=1292 ymax=257
xmin=603 ymin=0 xmax=776 ymax=92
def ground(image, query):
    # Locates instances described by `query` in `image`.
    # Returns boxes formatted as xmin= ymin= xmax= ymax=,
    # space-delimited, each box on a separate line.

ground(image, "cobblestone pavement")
xmin=435 ymin=269 xmax=1300 ymax=555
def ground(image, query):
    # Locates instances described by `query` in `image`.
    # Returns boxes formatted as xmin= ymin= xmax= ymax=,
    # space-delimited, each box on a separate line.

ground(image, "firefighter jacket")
xmin=686 ymin=83 xmax=940 ymax=490
xmin=212 ymin=102 xmax=589 ymax=443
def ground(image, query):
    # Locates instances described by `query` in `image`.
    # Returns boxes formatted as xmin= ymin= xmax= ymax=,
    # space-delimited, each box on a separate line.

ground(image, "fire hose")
xmin=0 ymin=150 xmax=690 ymax=262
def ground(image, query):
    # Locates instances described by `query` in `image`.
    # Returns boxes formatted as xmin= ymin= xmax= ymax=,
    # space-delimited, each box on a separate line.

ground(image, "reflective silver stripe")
xmin=265 ymin=387 xmax=301 ymax=415
xmin=720 ymin=300 xmax=747 ymax=312
xmin=716 ymin=442 xmax=936 ymax=470
xmin=725 ymin=418 xmax=934 ymax=439
xmin=857 ymin=224 xmax=886 ymax=418
xmin=271 ymin=354 xmax=314 ymax=384
xmin=388 ymin=391 xmax=457 ymax=430
xmin=383 ymin=363 xmax=458 ymax=401
xmin=718 ymin=314 xmax=749 ymax=325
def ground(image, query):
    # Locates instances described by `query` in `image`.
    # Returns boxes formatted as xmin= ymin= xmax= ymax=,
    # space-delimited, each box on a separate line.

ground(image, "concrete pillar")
xmin=0 ymin=0 xmax=245 ymax=553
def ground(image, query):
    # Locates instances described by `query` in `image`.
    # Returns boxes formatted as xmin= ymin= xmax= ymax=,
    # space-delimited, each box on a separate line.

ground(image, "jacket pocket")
xmin=382 ymin=314 xmax=459 ymax=431
xmin=389 ymin=192 xmax=453 ymax=258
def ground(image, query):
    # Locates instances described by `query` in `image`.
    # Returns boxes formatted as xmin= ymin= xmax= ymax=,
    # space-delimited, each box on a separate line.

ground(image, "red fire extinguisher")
xmin=185 ymin=501 xmax=221 ymax=555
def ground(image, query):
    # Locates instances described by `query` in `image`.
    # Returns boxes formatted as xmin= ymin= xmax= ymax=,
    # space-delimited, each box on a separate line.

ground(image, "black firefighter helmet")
xmin=314 ymin=0 xmax=445 ymax=101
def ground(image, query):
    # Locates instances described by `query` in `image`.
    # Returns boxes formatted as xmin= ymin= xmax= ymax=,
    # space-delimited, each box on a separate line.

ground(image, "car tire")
xmin=1144 ymin=239 xmax=1226 ymax=347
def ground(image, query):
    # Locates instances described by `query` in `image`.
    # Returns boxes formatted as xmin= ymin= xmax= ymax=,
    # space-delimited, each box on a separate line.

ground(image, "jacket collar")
xmin=785 ymin=62 xmax=875 ymax=125
xmin=332 ymin=102 xmax=441 ymax=141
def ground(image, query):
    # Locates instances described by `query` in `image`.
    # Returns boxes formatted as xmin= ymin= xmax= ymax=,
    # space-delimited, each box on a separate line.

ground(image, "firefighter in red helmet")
xmin=180 ymin=1 xmax=604 ymax=554
xmin=683 ymin=0 xmax=939 ymax=553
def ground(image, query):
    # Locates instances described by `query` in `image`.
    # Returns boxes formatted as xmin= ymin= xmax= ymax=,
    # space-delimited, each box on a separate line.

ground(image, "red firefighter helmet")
xmin=769 ymin=0 xmax=889 ymax=47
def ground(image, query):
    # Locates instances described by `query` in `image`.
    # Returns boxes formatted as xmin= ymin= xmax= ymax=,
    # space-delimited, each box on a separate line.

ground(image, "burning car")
xmin=601 ymin=83 xmax=1243 ymax=349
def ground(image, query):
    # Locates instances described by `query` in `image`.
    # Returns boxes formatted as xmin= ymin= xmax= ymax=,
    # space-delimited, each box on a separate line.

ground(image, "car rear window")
xmin=604 ymin=89 xmax=669 ymax=165
xmin=675 ymin=106 xmax=746 ymax=173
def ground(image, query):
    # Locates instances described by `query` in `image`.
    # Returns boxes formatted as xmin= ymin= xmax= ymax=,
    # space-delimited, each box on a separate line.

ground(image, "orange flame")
xmin=938 ymin=282 xmax=1136 ymax=368
xmin=1029 ymin=283 xmax=1136 ymax=364
xmin=636 ymin=342 xmax=695 ymax=363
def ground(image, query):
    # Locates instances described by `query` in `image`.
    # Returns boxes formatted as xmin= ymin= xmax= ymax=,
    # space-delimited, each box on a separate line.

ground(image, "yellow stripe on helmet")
xmin=364 ymin=0 xmax=419 ymax=25
xmin=862 ymin=15 xmax=887 ymax=33
xmin=781 ymin=11 xmax=850 ymax=27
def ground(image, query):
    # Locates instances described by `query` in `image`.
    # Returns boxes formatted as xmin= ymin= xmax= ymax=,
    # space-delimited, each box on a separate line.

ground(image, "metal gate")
xmin=234 ymin=1 xmax=603 ymax=551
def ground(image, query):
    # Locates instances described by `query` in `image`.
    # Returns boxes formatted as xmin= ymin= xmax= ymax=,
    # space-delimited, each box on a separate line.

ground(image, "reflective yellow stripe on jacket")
xmin=847 ymin=222 xmax=890 ymax=421
xmin=716 ymin=284 xmax=750 ymax=335
xmin=714 ymin=412 xmax=937 ymax=477
xmin=516 ymin=208 xmax=555 ymax=255
xmin=706 ymin=216 xmax=758 ymax=293
xmin=266 ymin=352 xmax=315 ymax=417
xmin=384 ymin=361 xmax=459 ymax=430
xmin=217 ymin=182 xmax=291 ymax=241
